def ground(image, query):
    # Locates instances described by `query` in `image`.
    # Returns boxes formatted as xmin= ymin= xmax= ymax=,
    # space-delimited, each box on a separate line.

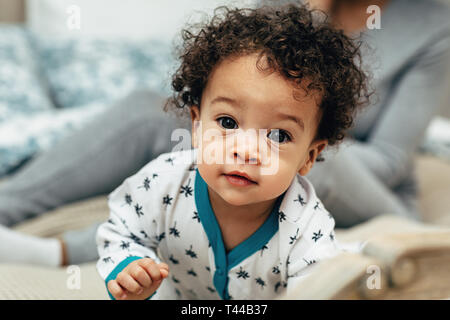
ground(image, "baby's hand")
xmin=107 ymin=258 xmax=169 ymax=300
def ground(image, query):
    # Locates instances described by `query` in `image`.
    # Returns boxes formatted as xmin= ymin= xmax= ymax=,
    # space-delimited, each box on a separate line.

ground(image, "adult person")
xmin=303 ymin=0 xmax=450 ymax=227
xmin=0 ymin=0 xmax=449 ymax=266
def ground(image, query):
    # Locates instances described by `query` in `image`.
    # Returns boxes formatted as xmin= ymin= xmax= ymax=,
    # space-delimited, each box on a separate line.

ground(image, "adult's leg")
xmin=0 ymin=89 xmax=190 ymax=227
xmin=306 ymin=146 xmax=420 ymax=228
xmin=61 ymin=222 xmax=102 ymax=265
xmin=0 ymin=89 xmax=191 ymax=265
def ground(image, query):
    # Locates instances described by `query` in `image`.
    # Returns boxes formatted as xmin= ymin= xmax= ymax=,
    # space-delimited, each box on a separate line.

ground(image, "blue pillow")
xmin=0 ymin=30 xmax=176 ymax=177
xmin=30 ymin=35 xmax=175 ymax=109
xmin=0 ymin=25 xmax=54 ymax=123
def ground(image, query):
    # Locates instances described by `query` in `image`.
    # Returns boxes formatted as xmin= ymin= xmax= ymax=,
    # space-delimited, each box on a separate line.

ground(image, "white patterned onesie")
xmin=96 ymin=148 xmax=342 ymax=299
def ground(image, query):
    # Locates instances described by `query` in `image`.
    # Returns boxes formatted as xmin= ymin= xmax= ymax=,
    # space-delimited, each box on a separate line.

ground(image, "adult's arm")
xmin=345 ymin=34 xmax=450 ymax=188
xmin=306 ymin=33 xmax=450 ymax=226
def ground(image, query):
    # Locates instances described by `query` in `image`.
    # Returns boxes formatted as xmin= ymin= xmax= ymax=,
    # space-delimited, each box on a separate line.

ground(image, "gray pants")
xmin=0 ymin=89 xmax=418 ymax=264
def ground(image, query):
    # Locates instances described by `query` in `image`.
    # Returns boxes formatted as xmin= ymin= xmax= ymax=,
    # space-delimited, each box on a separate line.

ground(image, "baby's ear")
xmin=298 ymin=139 xmax=327 ymax=176
xmin=190 ymin=106 xmax=201 ymax=148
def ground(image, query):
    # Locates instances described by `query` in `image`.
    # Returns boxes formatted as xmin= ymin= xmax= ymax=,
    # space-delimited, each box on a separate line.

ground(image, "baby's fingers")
xmin=116 ymin=272 xmax=143 ymax=295
xmin=139 ymin=259 xmax=166 ymax=282
xmin=158 ymin=263 xmax=169 ymax=278
xmin=130 ymin=264 xmax=152 ymax=288
xmin=107 ymin=280 xmax=127 ymax=300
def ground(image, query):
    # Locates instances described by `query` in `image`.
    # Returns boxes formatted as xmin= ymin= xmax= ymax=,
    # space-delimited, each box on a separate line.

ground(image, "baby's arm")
xmin=96 ymin=171 xmax=165 ymax=300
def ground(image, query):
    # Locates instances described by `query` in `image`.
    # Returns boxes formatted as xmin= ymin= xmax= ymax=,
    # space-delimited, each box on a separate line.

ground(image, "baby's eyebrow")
xmin=210 ymin=96 xmax=242 ymax=108
xmin=276 ymin=112 xmax=305 ymax=131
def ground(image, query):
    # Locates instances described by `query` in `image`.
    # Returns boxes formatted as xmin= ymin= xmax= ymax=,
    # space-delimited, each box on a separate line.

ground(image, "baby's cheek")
xmin=260 ymin=169 xmax=293 ymax=198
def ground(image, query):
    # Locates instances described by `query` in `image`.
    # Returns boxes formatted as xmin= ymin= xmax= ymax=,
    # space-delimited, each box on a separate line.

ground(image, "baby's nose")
xmin=231 ymin=129 xmax=261 ymax=165
xmin=233 ymin=150 xmax=259 ymax=164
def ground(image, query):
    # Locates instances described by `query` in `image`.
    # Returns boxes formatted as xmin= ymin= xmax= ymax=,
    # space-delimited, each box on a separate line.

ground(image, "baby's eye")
xmin=267 ymin=129 xmax=291 ymax=144
xmin=217 ymin=116 xmax=238 ymax=130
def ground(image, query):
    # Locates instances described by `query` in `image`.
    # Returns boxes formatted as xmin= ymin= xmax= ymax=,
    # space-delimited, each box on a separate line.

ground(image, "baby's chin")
xmin=216 ymin=188 xmax=273 ymax=207
xmin=222 ymin=196 xmax=257 ymax=207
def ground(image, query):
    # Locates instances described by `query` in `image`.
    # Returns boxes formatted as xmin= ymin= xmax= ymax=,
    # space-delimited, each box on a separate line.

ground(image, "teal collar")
xmin=194 ymin=168 xmax=284 ymax=299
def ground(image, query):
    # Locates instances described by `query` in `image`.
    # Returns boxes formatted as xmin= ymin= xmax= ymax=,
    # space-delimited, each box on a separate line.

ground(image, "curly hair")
xmin=164 ymin=3 xmax=370 ymax=147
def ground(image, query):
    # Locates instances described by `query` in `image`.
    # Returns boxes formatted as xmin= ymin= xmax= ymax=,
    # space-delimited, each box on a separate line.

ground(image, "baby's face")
xmin=190 ymin=53 xmax=327 ymax=206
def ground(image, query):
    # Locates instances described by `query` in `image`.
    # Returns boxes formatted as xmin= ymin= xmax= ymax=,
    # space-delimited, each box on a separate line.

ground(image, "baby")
xmin=96 ymin=4 xmax=368 ymax=300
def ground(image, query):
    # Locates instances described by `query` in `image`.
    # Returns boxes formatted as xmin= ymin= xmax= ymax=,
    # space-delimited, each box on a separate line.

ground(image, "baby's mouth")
xmin=222 ymin=171 xmax=257 ymax=186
